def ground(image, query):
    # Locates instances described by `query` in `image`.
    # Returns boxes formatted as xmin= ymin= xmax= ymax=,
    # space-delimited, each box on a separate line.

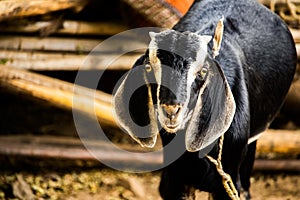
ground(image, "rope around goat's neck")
xmin=206 ymin=135 xmax=240 ymax=200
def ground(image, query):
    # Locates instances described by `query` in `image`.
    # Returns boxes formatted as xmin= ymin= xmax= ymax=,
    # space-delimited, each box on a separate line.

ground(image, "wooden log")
xmin=0 ymin=36 xmax=100 ymax=53
xmin=0 ymin=20 xmax=129 ymax=36
xmin=0 ymin=65 xmax=116 ymax=126
xmin=256 ymin=129 xmax=300 ymax=155
xmin=253 ymin=159 xmax=300 ymax=171
xmin=0 ymin=50 xmax=141 ymax=70
xmin=0 ymin=0 xmax=87 ymax=22
xmin=59 ymin=21 xmax=128 ymax=36
xmin=0 ymin=36 xmax=146 ymax=54
xmin=0 ymin=134 xmax=299 ymax=171
xmin=0 ymin=135 xmax=162 ymax=165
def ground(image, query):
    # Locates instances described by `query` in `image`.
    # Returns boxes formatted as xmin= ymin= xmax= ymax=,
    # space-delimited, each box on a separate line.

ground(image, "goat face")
xmin=113 ymin=29 xmax=236 ymax=152
xmin=148 ymin=31 xmax=209 ymax=134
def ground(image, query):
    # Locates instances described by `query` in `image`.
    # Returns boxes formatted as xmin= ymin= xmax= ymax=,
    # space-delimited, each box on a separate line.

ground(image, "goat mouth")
xmin=157 ymin=107 xmax=185 ymax=133
xmin=163 ymin=123 xmax=180 ymax=133
xmin=166 ymin=123 xmax=179 ymax=128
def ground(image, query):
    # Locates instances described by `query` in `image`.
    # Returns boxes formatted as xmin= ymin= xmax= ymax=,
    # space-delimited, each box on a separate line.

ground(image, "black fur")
xmin=157 ymin=50 xmax=189 ymax=105
xmin=157 ymin=0 xmax=296 ymax=199
xmin=114 ymin=0 xmax=296 ymax=199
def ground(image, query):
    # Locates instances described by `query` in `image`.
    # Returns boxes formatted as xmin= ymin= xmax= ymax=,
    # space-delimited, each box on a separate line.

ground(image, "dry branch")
xmin=0 ymin=0 xmax=87 ymax=22
xmin=0 ymin=50 xmax=141 ymax=71
xmin=0 ymin=20 xmax=128 ymax=36
xmin=0 ymin=65 xmax=116 ymax=126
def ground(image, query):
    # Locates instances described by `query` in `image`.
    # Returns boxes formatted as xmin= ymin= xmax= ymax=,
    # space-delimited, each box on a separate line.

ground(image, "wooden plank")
xmin=0 ymin=20 xmax=128 ymax=36
xmin=0 ymin=0 xmax=87 ymax=22
xmin=0 ymin=36 xmax=146 ymax=53
xmin=0 ymin=50 xmax=141 ymax=70
xmin=0 ymin=36 xmax=100 ymax=53
xmin=0 ymin=65 xmax=115 ymax=126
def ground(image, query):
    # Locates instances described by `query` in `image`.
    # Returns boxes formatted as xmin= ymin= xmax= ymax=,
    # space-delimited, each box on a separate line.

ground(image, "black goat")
xmin=113 ymin=0 xmax=296 ymax=199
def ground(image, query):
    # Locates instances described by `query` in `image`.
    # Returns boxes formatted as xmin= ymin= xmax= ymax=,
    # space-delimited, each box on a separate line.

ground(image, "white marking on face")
xmin=184 ymin=36 xmax=211 ymax=126
xmin=148 ymin=33 xmax=162 ymax=91
xmin=148 ymin=35 xmax=164 ymax=128
xmin=187 ymin=36 xmax=211 ymax=94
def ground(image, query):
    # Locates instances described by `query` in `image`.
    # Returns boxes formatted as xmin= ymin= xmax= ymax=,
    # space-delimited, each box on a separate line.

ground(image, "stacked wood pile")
xmin=0 ymin=0 xmax=299 ymax=171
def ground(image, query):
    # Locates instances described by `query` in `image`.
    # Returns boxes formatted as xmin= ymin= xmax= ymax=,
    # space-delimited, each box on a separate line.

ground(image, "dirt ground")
xmin=0 ymin=158 xmax=299 ymax=200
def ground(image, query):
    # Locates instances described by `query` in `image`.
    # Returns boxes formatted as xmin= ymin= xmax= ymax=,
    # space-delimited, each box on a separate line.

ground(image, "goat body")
xmin=113 ymin=0 xmax=296 ymax=199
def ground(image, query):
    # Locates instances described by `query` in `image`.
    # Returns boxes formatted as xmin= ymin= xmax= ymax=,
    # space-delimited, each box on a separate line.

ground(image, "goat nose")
xmin=161 ymin=104 xmax=181 ymax=120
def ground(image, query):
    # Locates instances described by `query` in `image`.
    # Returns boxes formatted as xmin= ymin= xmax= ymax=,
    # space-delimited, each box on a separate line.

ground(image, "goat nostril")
xmin=161 ymin=104 xmax=181 ymax=119
xmin=169 ymin=114 xmax=176 ymax=120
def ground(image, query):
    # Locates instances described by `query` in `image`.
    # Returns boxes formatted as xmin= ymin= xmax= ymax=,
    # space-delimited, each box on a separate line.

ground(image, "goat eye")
xmin=198 ymin=67 xmax=208 ymax=78
xmin=145 ymin=64 xmax=152 ymax=72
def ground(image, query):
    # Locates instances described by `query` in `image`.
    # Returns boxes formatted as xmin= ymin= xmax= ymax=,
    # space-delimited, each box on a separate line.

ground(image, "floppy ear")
xmin=113 ymin=56 xmax=159 ymax=148
xmin=185 ymin=61 xmax=236 ymax=152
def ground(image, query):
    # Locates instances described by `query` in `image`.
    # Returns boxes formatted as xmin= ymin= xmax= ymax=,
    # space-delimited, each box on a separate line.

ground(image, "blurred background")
xmin=0 ymin=0 xmax=299 ymax=199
